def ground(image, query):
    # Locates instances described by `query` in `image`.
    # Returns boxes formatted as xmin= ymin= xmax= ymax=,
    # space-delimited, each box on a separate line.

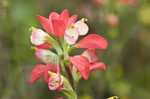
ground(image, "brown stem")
xmin=64 ymin=66 xmax=75 ymax=90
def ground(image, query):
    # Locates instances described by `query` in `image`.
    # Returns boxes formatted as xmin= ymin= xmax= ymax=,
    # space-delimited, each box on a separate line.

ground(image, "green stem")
xmin=45 ymin=36 xmax=63 ymax=56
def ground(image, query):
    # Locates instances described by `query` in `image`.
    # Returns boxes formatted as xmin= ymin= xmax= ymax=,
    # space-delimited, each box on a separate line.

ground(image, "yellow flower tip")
xmin=30 ymin=26 xmax=37 ymax=31
xmin=107 ymin=96 xmax=119 ymax=99
xmin=48 ymin=71 xmax=55 ymax=76
xmin=81 ymin=18 xmax=88 ymax=22
xmin=31 ymin=46 xmax=38 ymax=51
xmin=70 ymin=24 xmax=75 ymax=29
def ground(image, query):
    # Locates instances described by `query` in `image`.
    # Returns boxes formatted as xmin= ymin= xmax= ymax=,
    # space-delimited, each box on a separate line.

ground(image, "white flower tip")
xmin=74 ymin=20 xmax=89 ymax=36
xmin=64 ymin=28 xmax=79 ymax=45
xmin=30 ymin=29 xmax=48 ymax=45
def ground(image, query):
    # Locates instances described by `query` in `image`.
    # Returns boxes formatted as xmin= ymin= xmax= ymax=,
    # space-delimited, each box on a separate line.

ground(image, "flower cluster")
xmin=29 ymin=9 xmax=108 ymax=98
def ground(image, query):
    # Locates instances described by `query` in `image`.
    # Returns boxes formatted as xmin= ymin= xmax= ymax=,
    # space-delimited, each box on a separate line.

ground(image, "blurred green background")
xmin=0 ymin=0 xmax=150 ymax=99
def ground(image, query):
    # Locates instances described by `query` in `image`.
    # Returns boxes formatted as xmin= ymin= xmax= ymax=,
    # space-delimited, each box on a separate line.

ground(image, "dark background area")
xmin=0 ymin=0 xmax=150 ymax=99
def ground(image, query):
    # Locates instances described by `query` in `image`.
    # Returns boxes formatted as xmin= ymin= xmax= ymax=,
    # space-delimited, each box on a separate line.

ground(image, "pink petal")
xmin=48 ymin=72 xmax=59 ymax=90
xmin=69 ymin=55 xmax=90 ymax=80
xmin=48 ymin=65 xmax=63 ymax=91
xmin=36 ymin=42 xmax=52 ymax=49
xmin=77 ymin=34 xmax=108 ymax=50
xmin=67 ymin=14 xmax=78 ymax=29
xmin=29 ymin=64 xmax=46 ymax=84
xmin=64 ymin=28 xmax=79 ymax=45
xmin=37 ymin=15 xmax=51 ymax=33
xmin=44 ymin=63 xmax=57 ymax=83
xmin=90 ymin=62 xmax=106 ymax=71
xmin=52 ymin=19 xmax=66 ymax=38
xmin=82 ymin=48 xmax=98 ymax=63
xmin=60 ymin=9 xmax=69 ymax=27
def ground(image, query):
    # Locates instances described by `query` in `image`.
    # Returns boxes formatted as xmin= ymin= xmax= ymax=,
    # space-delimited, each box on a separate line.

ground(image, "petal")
xmin=49 ymin=12 xmax=60 ymax=20
xmin=48 ymin=72 xmax=59 ymax=90
xmin=82 ymin=48 xmax=98 ymax=63
xmin=35 ymin=49 xmax=58 ymax=64
xmin=49 ymin=12 xmax=60 ymax=33
xmin=29 ymin=64 xmax=46 ymax=84
xmin=67 ymin=14 xmax=78 ymax=29
xmin=69 ymin=55 xmax=90 ymax=80
xmin=48 ymin=66 xmax=63 ymax=91
xmin=36 ymin=42 xmax=52 ymax=49
xmin=30 ymin=28 xmax=49 ymax=45
xmin=52 ymin=19 xmax=66 ymax=38
xmin=74 ymin=21 xmax=89 ymax=35
xmin=44 ymin=63 xmax=57 ymax=83
xmin=90 ymin=62 xmax=106 ymax=71
xmin=37 ymin=15 xmax=51 ymax=33
xmin=64 ymin=28 xmax=79 ymax=45
xmin=77 ymin=34 xmax=108 ymax=49
xmin=60 ymin=9 xmax=69 ymax=26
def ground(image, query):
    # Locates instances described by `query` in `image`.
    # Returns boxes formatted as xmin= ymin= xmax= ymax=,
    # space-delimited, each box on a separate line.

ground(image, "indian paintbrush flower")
xmin=29 ymin=9 xmax=108 ymax=99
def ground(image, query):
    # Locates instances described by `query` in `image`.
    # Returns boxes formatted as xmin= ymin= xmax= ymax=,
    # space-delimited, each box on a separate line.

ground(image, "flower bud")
xmin=48 ymin=71 xmax=63 ymax=90
xmin=30 ymin=27 xmax=49 ymax=45
xmin=106 ymin=14 xmax=119 ymax=27
xmin=74 ymin=19 xmax=89 ymax=35
xmin=64 ymin=28 xmax=79 ymax=45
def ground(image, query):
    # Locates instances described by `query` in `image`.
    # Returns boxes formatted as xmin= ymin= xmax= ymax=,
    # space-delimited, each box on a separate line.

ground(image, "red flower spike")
xmin=29 ymin=64 xmax=46 ymax=84
xmin=77 ymin=34 xmax=108 ymax=50
xmin=36 ymin=42 xmax=52 ymax=49
xmin=37 ymin=15 xmax=51 ymax=33
xmin=82 ymin=48 xmax=98 ymax=63
xmin=69 ymin=55 xmax=90 ymax=80
xmin=90 ymin=62 xmax=106 ymax=71
xmin=67 ymin=14 xmax=78 ymax=29
xmin=52 ymin=19 xmax=66 ymax=38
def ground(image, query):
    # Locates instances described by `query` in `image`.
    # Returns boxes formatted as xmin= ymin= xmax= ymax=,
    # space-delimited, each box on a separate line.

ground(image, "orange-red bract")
xmin=29 ymin=64 xmax=56 ymax=84
xmin=77 ymin=34 xmax=108 ymax=50
xmin=69 ymin=55 xmax=90 ymax=80
xmin=37 ymin=9 xmax=78 ymax=38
